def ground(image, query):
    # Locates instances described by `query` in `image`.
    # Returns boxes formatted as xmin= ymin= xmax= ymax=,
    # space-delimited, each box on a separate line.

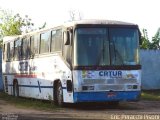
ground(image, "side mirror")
xmin=64 ymin=31 xmax=70 ymax=45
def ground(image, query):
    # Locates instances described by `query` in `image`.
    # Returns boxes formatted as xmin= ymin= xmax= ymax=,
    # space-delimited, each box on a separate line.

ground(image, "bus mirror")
xmin=64 ymin=31 xmax=70 ymax=45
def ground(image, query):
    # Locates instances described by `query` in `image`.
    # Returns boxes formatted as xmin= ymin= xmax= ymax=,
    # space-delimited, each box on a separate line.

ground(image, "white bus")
xmin=2 ymin=20 xmax=141 ymax=106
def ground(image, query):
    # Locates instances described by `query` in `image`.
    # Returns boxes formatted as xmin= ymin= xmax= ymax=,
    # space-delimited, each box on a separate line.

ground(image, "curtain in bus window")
xmin=6 ymin=43 xmax=10 ymax=61
xmin=110 ymin=28 xmax=139 ymax=65
xmin=51 ymin=29 xmax=62 ymax=52
xmin=9 ymin=42 xmax=14 ymax=60
xmin=14 ymin=39 xmax=22 ymax=60
xmin=3 ymin=44 xmax=6 ymax=61
xmin=22 ymin=37 xmax=30 ymax=59
xmin=40 ymin=32 xmax=50 ymax=54
xmin=30 ymin=35 xmax=39 ymax=57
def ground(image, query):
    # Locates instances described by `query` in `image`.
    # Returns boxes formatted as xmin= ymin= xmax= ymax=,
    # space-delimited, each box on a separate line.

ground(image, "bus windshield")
xmin=74 ymin=27 xmax=139 ymax=66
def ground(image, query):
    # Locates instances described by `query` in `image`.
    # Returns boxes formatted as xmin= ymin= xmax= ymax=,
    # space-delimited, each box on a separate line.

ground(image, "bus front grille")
xmin=83 ymin=79 xmax=137 ymax=84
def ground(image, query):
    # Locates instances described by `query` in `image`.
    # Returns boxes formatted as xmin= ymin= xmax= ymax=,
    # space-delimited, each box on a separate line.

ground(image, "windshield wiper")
xmin=111 ymin=40 xmax=124 ymax=65
xmin=96 ymin=48 xmax=104 ymax=65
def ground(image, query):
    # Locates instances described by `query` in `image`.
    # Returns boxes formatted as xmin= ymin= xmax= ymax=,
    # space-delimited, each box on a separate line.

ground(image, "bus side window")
xmin=62 ymin=30 xmax=72 ymax=65
xmin=40 ymin=31 xmax=50 ymax=54
xmin=14 ymin=38 xmax=22 ymax=60
xmin=10 ymin=41 xmax=14 ymax=60
xmin=51 ymin=29 xmax=62 ymax=52
xmin=30 ymin=35 xmax=39 ymax=58
xmin=30 ymin=36 xmax=34 ymax=58
xmin=22 ymin=36 xmax=30 ymax=59
xmin=3 ymin=44 xmax=6 ymax=61
xmin=6 ymin=43 xmax=10 ymax=61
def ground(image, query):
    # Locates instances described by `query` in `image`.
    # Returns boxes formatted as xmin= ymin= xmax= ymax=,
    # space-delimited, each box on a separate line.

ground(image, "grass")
xmin=0 ymin=92 xmax=58 ymax=110
xmin=141 ymin=90 xmax=160 ymax=101
xmin=0 ymin=90 xmax=160 ymax=110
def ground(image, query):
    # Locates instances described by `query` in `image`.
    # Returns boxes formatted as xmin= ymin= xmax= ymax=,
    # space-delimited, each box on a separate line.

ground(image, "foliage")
xmin=39 ymin=22 xmax=46 ymax=30
xmin=140 ymin=29 xmax=151 ymax=49
xmin=0 ymin=9 xmax=34 ymax=36
xmin=0 ymin=8 xmax=35 ymax=47
xmin=69 ymin=10 xmax=83 ymax=21
xmin=141 ymin=90 xmax=160 ymax=101
xmin=150 ymin=28 xmax=160 ymax=49
xmin=140 ymin=28 xmax=160 ymax=49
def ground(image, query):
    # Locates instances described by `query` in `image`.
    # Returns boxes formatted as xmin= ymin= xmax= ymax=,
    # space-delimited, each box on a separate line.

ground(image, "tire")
xmin=55 ymin=81 xmax=63 ymax=106
xmin=13 ymin=81 xmax=19 ymax=97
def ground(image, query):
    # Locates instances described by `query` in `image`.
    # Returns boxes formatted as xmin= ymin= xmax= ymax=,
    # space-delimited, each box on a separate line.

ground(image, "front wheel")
xmin=55 ymin=82 xmax=64 ymax=106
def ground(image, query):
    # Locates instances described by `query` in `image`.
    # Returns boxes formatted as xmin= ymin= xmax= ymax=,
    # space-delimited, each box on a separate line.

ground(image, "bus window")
xmin=9 ymin=41 xmax=14 ymax=60
xmin=3 ymin=44 xmax=6 ymax=61
xmin=14 ymin=38 xmax=22 ymax=60
xmin=22 ymin=36 xmax=30 ymax=59
xmin=6 ymin=43 xmax=10 ymax=61
xmin=30 ymin=35 xmax=39 ymax=57
xmin=51 ymin=29 xmax=62 ymax=52
xmin=40 ymin=31 xmax=50 ymax=54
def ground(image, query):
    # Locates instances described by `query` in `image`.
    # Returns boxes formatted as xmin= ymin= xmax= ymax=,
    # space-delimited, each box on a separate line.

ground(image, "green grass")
xmin=0 ymin=92 xmax=58 ymax=110
xmin=0 ymin=90 xmax=160 ymax=110
xmin=141 ymin=90 xmax=160 ymax=101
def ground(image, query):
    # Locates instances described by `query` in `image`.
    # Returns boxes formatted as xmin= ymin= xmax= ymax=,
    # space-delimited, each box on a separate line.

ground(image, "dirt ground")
xmin=1 ymin=99 xmax=160 ymax=120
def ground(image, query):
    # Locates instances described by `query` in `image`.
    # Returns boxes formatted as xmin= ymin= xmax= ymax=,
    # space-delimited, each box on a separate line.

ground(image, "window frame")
xmin=51 ymin=29 xmax=63 ymax=52
xmin=40 ymin=31 xmax=51 ymax=54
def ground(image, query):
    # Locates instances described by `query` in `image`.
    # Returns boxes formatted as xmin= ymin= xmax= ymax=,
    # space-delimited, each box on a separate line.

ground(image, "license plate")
xmin=107 ymin=92 xmax=116 ymax=97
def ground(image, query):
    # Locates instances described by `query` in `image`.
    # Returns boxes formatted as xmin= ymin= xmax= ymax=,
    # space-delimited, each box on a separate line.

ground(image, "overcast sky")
xmin=0 ymin=0 xmax=160 ymax=39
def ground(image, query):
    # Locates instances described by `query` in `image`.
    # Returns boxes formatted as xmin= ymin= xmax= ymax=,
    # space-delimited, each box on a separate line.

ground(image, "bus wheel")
xmin=13 ymin=81 xmax=19 ymax=97
xmin=56 ymin=81 xmax=63 ymax=106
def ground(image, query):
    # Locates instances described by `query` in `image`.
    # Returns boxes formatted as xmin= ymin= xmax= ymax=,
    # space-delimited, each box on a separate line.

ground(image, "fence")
xmin=140 ymin=49 xmax=160 ymax=90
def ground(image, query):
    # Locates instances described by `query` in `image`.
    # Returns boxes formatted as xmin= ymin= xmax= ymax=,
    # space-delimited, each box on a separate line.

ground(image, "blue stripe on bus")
xmin=73 ymin=91 xmax=141 ymax=102
xmin=8 ymin=84 xmax=67 ymax=89
xmin=37 ymin=81 xmax=41 ymax=93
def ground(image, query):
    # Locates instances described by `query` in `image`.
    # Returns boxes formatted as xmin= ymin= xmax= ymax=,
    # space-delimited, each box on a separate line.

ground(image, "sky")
xmin=0 ymin=0 xmax=160 ymax=39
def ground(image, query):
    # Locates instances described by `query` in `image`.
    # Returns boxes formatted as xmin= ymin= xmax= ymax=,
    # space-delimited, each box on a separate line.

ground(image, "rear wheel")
xmin=13 ymin=81 xmax=19 ymax=97
xmin=55 ymin=81 xmax=63 ymax=106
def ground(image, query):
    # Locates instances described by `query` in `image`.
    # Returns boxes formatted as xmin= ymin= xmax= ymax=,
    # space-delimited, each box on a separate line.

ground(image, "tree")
xmin=0 ymin=8 xmax=35 ymax=47
xmin=0 ymin=9 xmax=34 ymax=36
xmin=69 ymin=10 xmax=83 ymax=21
xmin=39 ymin=22 xmax=46 ymax=30
xmin=140 ymin=29 xmax=151 ymax=49
xmin=150 ymin=28 xmax=160 ymax=49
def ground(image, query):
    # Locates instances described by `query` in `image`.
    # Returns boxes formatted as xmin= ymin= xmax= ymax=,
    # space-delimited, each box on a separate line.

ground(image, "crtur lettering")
xmin=104 ymin=71 xmax=108 ymax=76
xmin=112 ymin=71 xmax=117 ymax=76
xmin=99 ymin=71 xmax=103 ymax=76
xmin=99 ymin=71 xmax=122 ymax=78
xmin=118 ymin=71 xmax=122 ymax=77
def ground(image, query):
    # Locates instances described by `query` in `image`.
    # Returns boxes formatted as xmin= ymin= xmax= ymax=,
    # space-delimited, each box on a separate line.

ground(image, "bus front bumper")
xmin=73 ymin=91 xmax=141 ymax=103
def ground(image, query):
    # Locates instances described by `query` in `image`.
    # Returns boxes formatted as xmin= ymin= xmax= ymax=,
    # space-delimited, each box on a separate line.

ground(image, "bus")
xmin=2 ymin=20 xmax=141 ymax=106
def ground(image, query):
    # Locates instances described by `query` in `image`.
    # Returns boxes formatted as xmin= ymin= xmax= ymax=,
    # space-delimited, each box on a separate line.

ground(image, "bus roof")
xmin=3 ymin=19 xmax=138 ymax=42
xmin=63 ymin=19 xmax=137 ymax=27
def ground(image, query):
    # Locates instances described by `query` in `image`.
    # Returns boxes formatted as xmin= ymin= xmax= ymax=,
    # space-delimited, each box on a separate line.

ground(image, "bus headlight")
xmin=82 ymin=86 xmax=94 ymax=90
xmin=127 ymin=85 xmax=138 ymax=89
